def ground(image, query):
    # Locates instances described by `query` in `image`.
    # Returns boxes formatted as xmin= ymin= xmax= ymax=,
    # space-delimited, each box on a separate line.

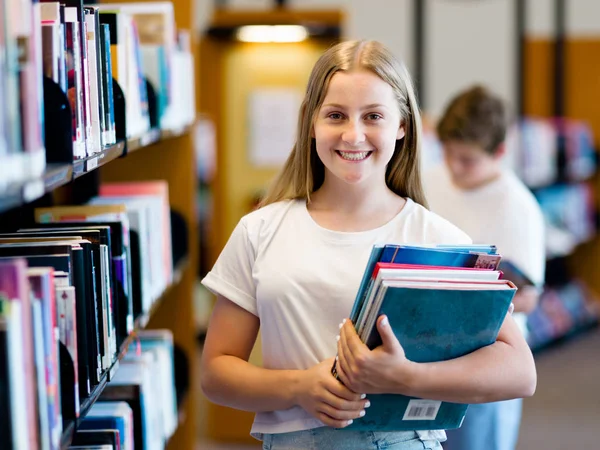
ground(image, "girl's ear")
xmin=396 ymin=124 xmax=406 ymax=140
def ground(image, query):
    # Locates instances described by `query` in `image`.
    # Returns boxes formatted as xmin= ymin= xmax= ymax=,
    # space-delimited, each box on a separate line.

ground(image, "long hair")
xmin=259 ymin=40 xmax=428 ymax=208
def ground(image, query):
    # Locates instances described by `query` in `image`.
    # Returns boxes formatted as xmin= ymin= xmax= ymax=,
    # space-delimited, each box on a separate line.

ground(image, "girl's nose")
xmin=342 ymin=121 xmax=366 ymax=146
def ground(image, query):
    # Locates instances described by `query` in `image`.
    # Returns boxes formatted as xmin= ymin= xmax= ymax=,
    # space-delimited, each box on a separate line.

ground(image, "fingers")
xmin=338 ymin=324 xmax=356 ymax=373
xmin=328 ymin=363 xmax=360 ymax=401
xmin=336 ymin=337 xmax=352 ymax=385
xmin=318 ymin=402 xmax=365 ymax=420
xmin=316 ymin=412 xmax=356 ymax=429
xmin=341 ymin=320 xmax=367 ymax=360
xmin=322 ymin=390 xmax=369 ymax=412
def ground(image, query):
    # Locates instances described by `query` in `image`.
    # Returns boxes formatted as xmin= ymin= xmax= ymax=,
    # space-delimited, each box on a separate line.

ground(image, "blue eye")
xmin=328 ymin=113 xmax=343 ymax=120
xmin=366 ymin=113 xmax=383 ymax=121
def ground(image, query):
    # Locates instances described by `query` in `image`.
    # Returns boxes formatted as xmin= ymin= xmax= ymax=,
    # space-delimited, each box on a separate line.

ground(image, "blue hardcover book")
xmin=83 ymin=401 xmax=134 ymax=450
xmin=348 ymin=245 xmax=384 ymax=323
xmin=380 ymin=245 xmax=501 ymax=269
xmin=435 ymin=244 xmax=498 ymax=255
xmin=347 ymin=280 xmax=516 ymax=431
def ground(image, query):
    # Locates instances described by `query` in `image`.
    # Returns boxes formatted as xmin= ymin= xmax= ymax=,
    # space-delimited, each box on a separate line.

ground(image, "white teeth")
xmin=338 ymin=151 xmax=370 ymax=161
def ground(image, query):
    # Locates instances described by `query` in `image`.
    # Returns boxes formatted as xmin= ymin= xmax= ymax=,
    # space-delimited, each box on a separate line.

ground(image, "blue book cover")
xmin=79 ymin=417 xmax=126 ymax=448
xmin=435 ymin=244 xmax=498 ymax=255
xmin=347 ymin=282 xmax=516 ymax=431
xmin=349 ymin=245 xmax=384 ymax=323
xmin=85 ymin=401 xmax=134 ymax=450
xmin=380 ymin=245 xmax=501 ymax=269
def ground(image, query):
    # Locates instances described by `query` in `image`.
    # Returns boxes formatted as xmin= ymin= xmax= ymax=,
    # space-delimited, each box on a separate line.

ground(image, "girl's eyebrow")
xmin=322 ymin=103 xmax=389 ymax=110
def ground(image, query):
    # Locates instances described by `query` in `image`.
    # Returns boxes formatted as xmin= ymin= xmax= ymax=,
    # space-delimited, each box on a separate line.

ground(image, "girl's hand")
xmin=336 ymin=316 xmax=416 ymax=395
xmin=295 ymin=357 xmax=370 ymax=428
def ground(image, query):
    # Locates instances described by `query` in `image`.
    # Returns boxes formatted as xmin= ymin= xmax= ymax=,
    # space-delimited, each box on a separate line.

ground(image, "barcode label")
xmin=402 ymin=400 xmax=441 ymax=421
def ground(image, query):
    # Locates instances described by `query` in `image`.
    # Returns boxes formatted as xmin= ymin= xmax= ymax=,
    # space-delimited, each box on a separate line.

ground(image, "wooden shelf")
xmin=0 ymin=163 xmax=73 ymax=213
xmin=0 ymin=125 xmax=193 ymax=214
xmin=160 ymin=124 xmax=194 ymax=141
xmin=59 ymin=256 xmax=190 ymax=449
xmin=73 ymin=141 xmax=126 ymax=178
xmin=126 ymin=128 xmax=162 ymax=154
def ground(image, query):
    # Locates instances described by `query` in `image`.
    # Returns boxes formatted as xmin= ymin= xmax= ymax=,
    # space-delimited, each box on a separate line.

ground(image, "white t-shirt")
xmin=422 ymin=164 xmax=546 ymax=336
xmin=202 ymin=197 xmax=470 ymax=439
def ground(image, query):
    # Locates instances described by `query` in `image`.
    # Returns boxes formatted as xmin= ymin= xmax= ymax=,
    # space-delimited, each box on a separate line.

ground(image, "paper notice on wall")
xmin=248 ymin=88 xmax=303 ymax=167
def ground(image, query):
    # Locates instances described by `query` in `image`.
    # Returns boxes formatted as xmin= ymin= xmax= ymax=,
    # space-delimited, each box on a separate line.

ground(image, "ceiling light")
xmin=236 ymin=25 xmax=308 ymax=43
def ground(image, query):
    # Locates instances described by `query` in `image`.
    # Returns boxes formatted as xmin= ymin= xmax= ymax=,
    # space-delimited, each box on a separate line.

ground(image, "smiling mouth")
xmin=335 ymin=150 xmax=373 ymax=161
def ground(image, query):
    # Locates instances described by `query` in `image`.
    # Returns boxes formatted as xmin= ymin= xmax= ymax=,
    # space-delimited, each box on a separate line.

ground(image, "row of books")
xmin=334 ymin=243 xmax=517 ymax=430
xmin=507 ymin=117 xmax=597 ymax=189
xmin=67 ymin=330 xmax=180 ymax=450
xmin=0 ymin=179 xmax=175 ymax=449
xmin=527 ymin=280 xmax=599 ymax=351
xmin=534 ymin=183 xmax=596 ymax=259
xmin=0 ymin=0 xmax=195 ymax=190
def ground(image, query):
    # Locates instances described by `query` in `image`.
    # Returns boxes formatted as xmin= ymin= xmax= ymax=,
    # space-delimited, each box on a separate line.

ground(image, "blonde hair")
xmin=259 ymin=40 xmax=427 ymax=208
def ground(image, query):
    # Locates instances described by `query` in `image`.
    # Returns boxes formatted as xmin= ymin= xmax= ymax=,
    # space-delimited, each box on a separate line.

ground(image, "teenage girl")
xmin=200 ymin=40 xmax=536 ymax=450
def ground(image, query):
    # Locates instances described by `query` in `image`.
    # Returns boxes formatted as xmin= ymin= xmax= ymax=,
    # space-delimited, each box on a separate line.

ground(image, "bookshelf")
xmin=0 ymin=0 xmax=198 ymax=447
xmin=57 ymin=255 xmax=191 ymax=450
xmin=519 ymin=0 xmax=600 ymax=351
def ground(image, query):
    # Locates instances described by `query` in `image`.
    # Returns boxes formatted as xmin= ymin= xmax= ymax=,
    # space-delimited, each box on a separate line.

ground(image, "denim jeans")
xmin=261 ymin=428 xmax=443 ymax=450
xmin=444 ymin=399 xmax=523 ymax=450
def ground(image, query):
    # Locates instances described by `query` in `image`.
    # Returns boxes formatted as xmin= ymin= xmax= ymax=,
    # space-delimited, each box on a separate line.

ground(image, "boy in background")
xmin=423 ymin=85 xmax=545 ymax=450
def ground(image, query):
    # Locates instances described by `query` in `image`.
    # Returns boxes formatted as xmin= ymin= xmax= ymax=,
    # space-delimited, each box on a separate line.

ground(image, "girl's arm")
xmin=337 ymin=313 xmax=536 ymax=404
xmin=201 ymin=296 xmax=367 ymax=426
xmin=200 ymin=295 xmax=297 ymax=412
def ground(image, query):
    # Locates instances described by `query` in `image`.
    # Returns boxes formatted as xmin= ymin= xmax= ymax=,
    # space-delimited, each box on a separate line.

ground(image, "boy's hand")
xmin=336 ymin=316 xmax=416 ymax=395
xmin=295 ymin=357 xmax=369 ymax=428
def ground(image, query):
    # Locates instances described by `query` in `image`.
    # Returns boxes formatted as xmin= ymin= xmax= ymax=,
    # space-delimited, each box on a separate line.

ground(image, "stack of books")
xmin=334 ymin=244 xmax=517 ymax=431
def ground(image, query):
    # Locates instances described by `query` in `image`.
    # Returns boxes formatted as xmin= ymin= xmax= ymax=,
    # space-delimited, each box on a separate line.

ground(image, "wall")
xmin=196 ymin=0 xmax=600 ymax=118
xmin=196 ymin=0 xmax=518 ymax=118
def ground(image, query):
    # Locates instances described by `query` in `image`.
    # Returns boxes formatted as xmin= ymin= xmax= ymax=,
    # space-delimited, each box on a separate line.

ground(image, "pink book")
xmin=28 ymin=267 xmax=62 ymax=449
xmin=0 ymin=259 xmax=39 ymax=450
xmin=99 ymin=181 xmax=173 ymax=284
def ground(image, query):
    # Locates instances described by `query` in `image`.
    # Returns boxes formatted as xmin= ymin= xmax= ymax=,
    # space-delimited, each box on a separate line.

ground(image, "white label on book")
xmin=87 ymin=156 xmax=98 ymax=171
xmin=402 ymin=400 xmax=441 ymax=421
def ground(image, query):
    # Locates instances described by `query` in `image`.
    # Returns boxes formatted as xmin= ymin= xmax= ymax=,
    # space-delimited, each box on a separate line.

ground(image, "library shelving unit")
xmin=519 ymin=0 xmax=600 ymax=351
xmin=0 ymin=115 xmax=198 ymax=450
xmin=0 ymin=0 xmax=199 ymax=444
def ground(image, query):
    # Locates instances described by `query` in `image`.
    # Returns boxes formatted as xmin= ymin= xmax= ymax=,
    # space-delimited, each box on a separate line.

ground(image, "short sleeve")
xmin=201 ymin=220 xmax=258 ymax=316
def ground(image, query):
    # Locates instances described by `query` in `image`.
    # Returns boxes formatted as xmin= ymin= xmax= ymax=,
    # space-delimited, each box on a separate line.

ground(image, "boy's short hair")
xmin=436 ymin=85 xmax=509 ymax=155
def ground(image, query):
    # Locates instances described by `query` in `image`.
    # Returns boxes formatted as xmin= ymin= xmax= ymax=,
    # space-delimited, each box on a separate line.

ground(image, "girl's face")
xmin=313 ymin=70 xmax=405 ymax=188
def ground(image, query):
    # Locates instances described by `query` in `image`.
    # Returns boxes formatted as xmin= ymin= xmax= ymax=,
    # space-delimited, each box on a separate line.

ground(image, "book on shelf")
xmin=0 ymin=0 xmax=45 ymax=186
xmin=80 ymin=401 xmax=135 ymax=450
xmin=100 ymin=329 xmax=178 ymax=450
xmin=0 ymin=195 xmax=178 ymax=449
xmin=99 ymin=181 xmax=173 ymax=285
xmin=1 ymin=0 xmax=196 ymax=186
xmin=334 ymin=244 xmax=516 ymax=431
xmin=70 ymin=428 xmax=120 ymax=449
